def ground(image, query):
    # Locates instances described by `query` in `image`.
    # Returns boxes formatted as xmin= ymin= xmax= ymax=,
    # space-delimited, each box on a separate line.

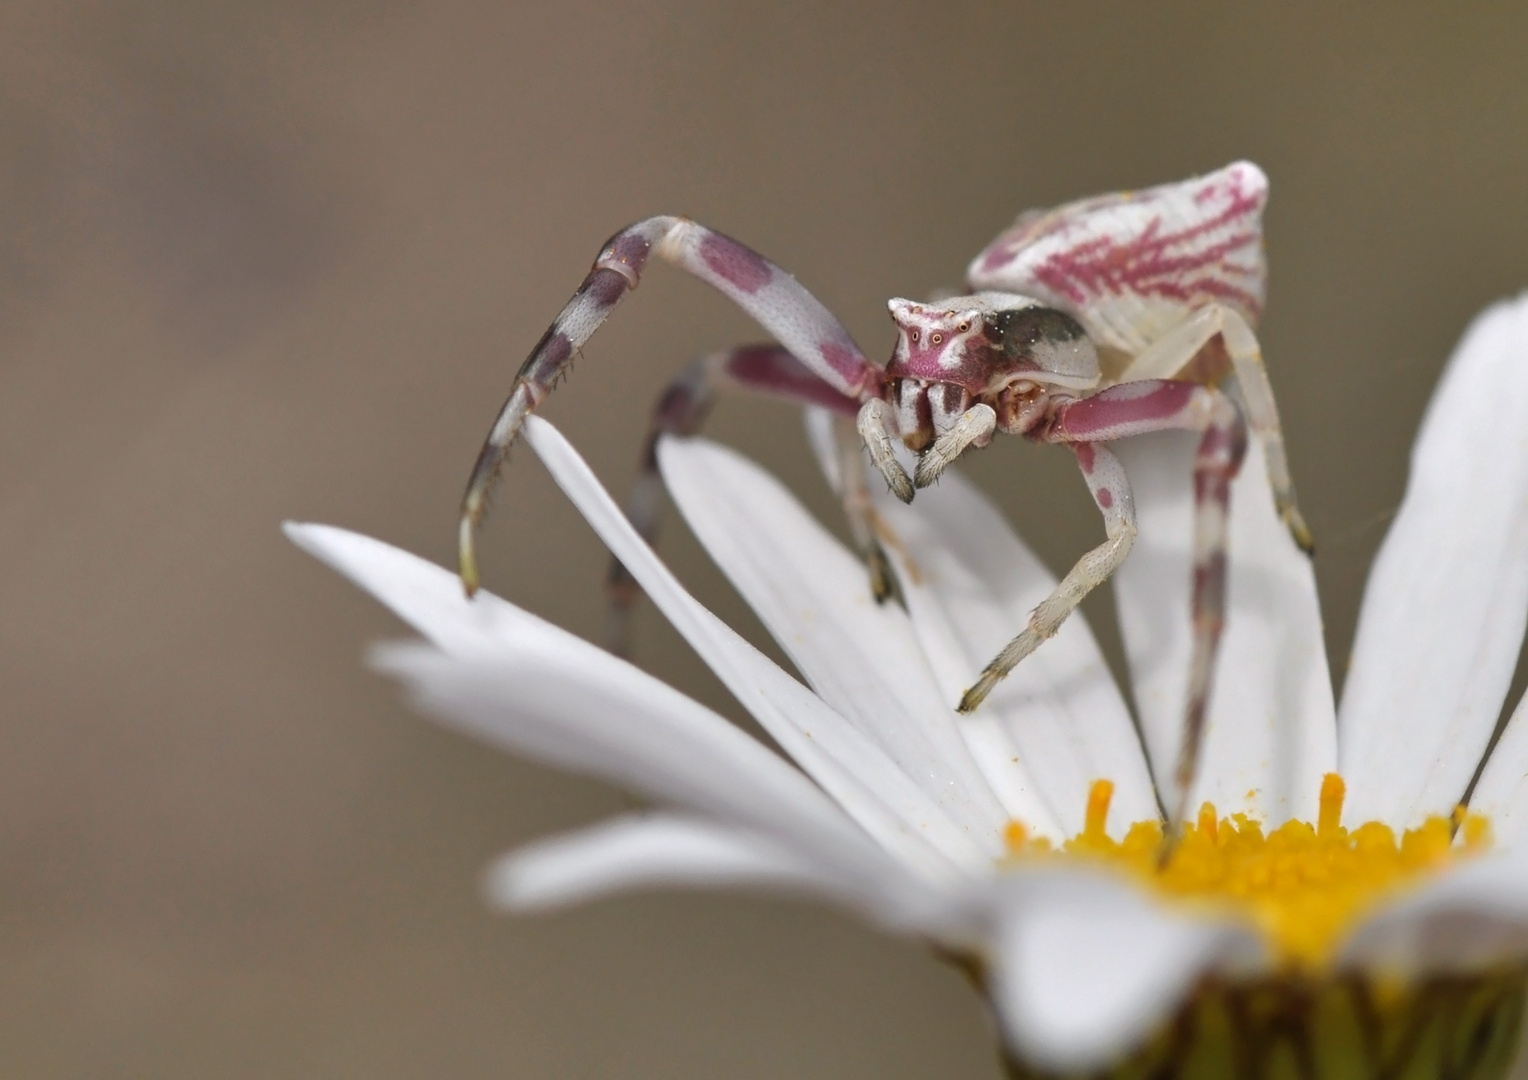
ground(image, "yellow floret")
xmin=1005 ymin=773 xmax=1491 ymax=968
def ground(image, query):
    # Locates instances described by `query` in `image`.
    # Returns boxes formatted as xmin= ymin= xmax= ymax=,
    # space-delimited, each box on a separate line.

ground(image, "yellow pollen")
xmin=1004 ymin=773 xmax=1493 ymax=968
xmin=1318 ymin=772 xmax=1344 ymax=837
xmin=1003 ymin=819 xmax=1029 ymax=852
xmin=1085 ymin=778 xmax=1114 ymax=842
xmin=1196 ymin=801 xmax=1218 ymax=843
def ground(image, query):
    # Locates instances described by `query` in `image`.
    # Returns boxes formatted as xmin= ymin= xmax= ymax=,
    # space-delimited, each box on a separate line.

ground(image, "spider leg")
xmin=957 ymin=441 xmax=1137 ymax=714
xmin=460 ymin=217 xmax=886 ymax=593
xmin=1117 ymin=304 xmax=1312 ymax=555
xmin=606 ymin=344 xmax=887 ymax=657
xmin=821 ymin=411 xmax=903 ymax=605
xmin=912 ymin=403 xmax=997 ymax=488
xmin=959 ymin=379 xmax=1248 ymax=828
xmin=856 ymin=398 xmax=915 ymax=503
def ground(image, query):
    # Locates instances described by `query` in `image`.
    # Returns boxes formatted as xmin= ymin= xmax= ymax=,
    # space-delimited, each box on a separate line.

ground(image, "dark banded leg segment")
xmin=1118 ymin=302 xmax=1312 ymax=554
xmin=460 ymin=216 xmax=886 ymax=594
xmin=606 ymin=344 xmax=872 ymax=656
xmin=1173 ymin=393 xmax=1248 ymax=829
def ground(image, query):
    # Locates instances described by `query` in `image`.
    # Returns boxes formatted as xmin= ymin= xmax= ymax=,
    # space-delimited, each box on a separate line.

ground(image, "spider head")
xmin=883 ymin=294 xmax=1100 ymax=449
xmin=885 ymin=292 xmax=1098 ymax=392
xmin=885 ymin=297 xmax=995 ymax=391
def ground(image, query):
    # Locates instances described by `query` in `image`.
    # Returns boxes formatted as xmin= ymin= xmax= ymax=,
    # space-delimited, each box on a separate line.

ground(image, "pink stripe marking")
xmin=1060 ymin=381 xmax=1197 ymax=438
xmin=522 ymin=330 xmax=573 ymax=384
xmin=818 ymin=341 xmax=875 ymax=391
xmin=699 ymin=232 xmax=773 ymax=293
xmin=979 ymin=242 xmax=1020 ymax=273
xmin=728 ymin=347 xmax=861 ymax=414
xmin=975 ymin=167 xmax=1266 ymax=317
xmin=1029 ymin=218 xmax=1261 ymax=316
xmin=605 ymin=229 xmax=655 ymax=273
xmin=583 ymin=267 xmax=628 ymax=307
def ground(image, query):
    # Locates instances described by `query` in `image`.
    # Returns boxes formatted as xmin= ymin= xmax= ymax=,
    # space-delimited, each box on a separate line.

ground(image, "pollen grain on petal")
xmin=1003 ymin=819 xmax=1028 ymax=853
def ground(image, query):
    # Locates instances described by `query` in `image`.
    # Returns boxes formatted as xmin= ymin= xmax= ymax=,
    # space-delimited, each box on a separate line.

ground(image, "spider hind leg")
xmin=608 ymin=344 xmax=892 ymax=657
xmin=1115 ymin=303 xmax=1311 ymax=555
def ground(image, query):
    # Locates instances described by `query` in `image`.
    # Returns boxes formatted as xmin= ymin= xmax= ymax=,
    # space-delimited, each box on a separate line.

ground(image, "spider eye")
xmin=957 ymin=322 xmax=970 ymax=333
xmin=930 ymin=332 xmax=943 ymax=345
xmin=910 ymin=330 xmax=920 ymax=344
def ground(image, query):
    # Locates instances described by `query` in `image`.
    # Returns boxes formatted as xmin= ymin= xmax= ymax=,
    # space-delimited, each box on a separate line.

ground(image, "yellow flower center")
xmin=1004 ymin=773 xmax=1492 ymax=968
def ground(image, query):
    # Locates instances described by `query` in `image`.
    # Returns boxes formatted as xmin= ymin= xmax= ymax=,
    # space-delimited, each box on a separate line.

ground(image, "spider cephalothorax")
xmin=456 ymin=161 xmax=1310 ymax=827
xmin=883 ymin=295 xmax=1098 ymax=450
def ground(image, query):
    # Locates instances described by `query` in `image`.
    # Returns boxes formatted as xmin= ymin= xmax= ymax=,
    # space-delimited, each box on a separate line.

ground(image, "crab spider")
xmin=459 ymin=161 xmax=1310 ymax=825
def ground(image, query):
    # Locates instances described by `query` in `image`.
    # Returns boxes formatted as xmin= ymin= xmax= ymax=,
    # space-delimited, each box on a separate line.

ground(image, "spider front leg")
xmin=1117 ymin=303 xmax=1312 ymax=554
xmin=459 ymin=216 xmax=885 ymax=593
xmin=912 ymin=403 xmax=997 ymax=489
xmin=959 ymin=379 xmax=1248 ymax=826
xmin=606 ymin=344 xmax=891 ymax=657
xmin=855 ymin=398 xmax=915 ymax=503
xmin=956 ymin=440 xmax=1137 ymax=714
xmin=823 ymin=411 xmax=904 ymax=605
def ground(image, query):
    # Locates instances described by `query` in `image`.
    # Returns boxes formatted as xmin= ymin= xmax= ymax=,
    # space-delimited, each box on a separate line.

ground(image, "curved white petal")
xmin=520 ymin=418 xmax=990 ymax=873
xmin=286 ymin=520 xmax=550 ymax=658
xmin=1467 ymin=689 xmax=1528 ymax=849
xmin=870 ymin=464 xmax=1158 ymax=837
xmin=990 ymin=867 xmax=1265 ymax=1072
xmin=1111 ymin=431 xmax=1336 ymax=824
xmin=286 ymin=523 xmax=922 ymax=883
xmin=1341 ymin=294 xmax=1528 ymax=827
xmin=373 ymin=640 xmax=927 ymax=891
xmin=491 ymin=815 xmax=844 ymax=907
xmin=1339 ymin=853 xmax=1528 ymax=973
xmin=490 ymin=814 xmax=957 ymax=933
xmin=802 ymin=406 xmax=846 ymax=494
xmin=658 ymin=435 xmax=1016 ymax=845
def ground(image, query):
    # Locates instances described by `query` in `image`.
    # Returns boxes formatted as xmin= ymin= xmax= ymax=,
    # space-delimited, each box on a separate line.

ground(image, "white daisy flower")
xmin=288 ymin=294 xmax=1528 ymax=1080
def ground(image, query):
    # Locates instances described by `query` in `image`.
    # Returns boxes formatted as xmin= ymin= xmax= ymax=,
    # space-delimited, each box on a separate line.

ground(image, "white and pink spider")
xmin=458 ymin=162 xmax=1312 ymax=825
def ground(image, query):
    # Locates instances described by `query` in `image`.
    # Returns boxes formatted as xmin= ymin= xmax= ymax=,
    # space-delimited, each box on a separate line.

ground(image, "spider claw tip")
xmin=459 ymin=554 xmax=481 ymax=598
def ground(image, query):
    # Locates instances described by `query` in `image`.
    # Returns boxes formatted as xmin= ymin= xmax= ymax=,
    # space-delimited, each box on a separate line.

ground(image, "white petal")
xmin=1467 ymin=689 xmax=1528 ymax=848
xmin=1341 ymin=295 xmax=1528 ymax=827
xmin=990 ymin=867 xmax=1265 ymax=1071
xmin=658 ymin=435 xmax=1016 ymax=845
xmin=1339 ymin=853 xmax=1528 ymax=973
xmin=1111 ymin=431 xmax=1337 ymax=824
xmin=373 ymin=640 xmax=923 ymax=889
xmin=520 ymin=418 xmax=991 ymax=872
xmin=490 ymin=814 xmax=956 ymax=932
xmin=286 ymin=522 xmax=925 ymax=882
xmin=286 ymin=520 xmax=545 ymax=658
xmin=803 ymin=406 xmax=844 ymax=493
xmin=491 ymin=815 xmax=842 ymax=907
xmin=870 ymin=466 xmax=1158 ymax=837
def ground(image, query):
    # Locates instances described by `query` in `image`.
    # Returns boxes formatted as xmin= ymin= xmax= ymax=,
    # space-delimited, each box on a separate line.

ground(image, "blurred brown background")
xmin=3 ymin=2 xmax=1528 ymax=1076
